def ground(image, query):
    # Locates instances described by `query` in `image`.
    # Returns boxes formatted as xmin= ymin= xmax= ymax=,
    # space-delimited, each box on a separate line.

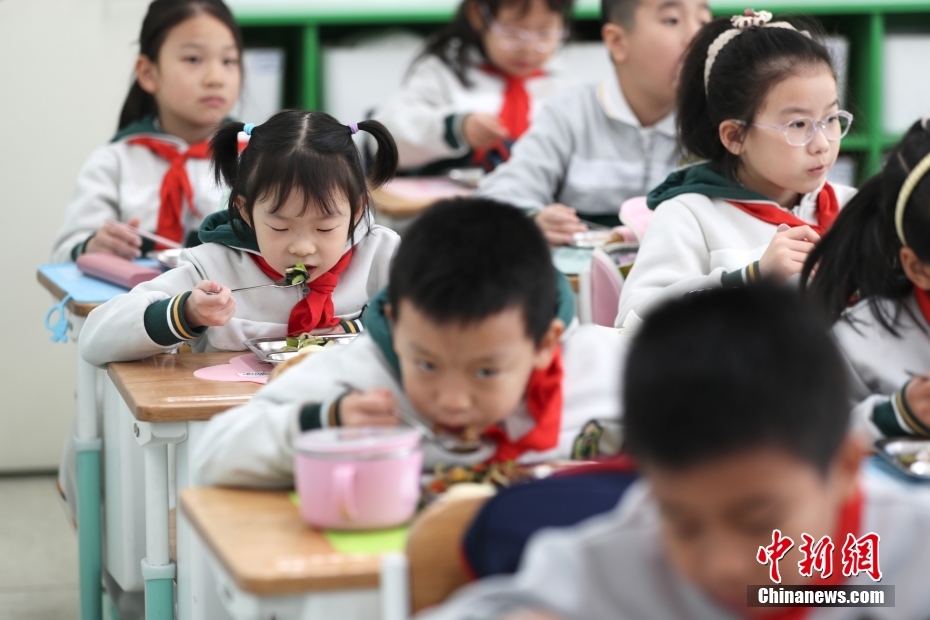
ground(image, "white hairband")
xmin=895 ymin=152 xmax=930 ymax=247
xmin=703 ymin=9 xmax=803 ymax=94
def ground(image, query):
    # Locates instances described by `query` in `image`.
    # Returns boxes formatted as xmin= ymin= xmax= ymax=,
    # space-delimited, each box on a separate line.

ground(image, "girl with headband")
xmin=802 ymin=118 xmax=930 ymax=440
xmin=615 ymin=9 xmax=857 ymax=329
xmin=80 ymin=110 xmax=400 ymax=364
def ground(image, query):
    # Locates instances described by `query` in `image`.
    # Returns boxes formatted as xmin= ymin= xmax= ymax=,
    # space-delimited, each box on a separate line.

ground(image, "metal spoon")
xmin=392 ymin=405 xmax=492 ymax=455
xmin=205 ymin=277 xmax=302 ymax=295
xmin=339 ymin=382 xmax=491 ymax=454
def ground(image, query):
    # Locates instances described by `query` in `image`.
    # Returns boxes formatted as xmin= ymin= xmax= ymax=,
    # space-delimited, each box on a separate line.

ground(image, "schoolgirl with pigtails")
xmin=615 ymin=9 xmax=858 ymax=329
xmin=801 ymin=118 xmax=930 ymax=440
xmin=79 ymin=110 xmax=400 ymax=366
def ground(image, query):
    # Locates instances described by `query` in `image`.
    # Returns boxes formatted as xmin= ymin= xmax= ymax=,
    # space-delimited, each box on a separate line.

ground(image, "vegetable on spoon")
xmin=285 ymin=262 xmax=310 ymax=285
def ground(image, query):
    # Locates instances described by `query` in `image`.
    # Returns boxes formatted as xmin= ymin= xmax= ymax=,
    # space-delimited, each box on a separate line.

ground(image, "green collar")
xmin=111 ymin=115 xmax=168 ymax=143
xmin=362 ymin=270 xmax=577 ymax=376
xmin=647 ymin=162 xmax=772 ymax=209
xmin=197 ymin=211 xmax=261 ymax=253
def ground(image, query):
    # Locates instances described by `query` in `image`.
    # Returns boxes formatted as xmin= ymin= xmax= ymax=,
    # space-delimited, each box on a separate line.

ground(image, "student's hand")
xmin=759 ymin=224 xmax=821 ymax=281
xmin=462 ymin=113 xmax=509 ymax=150
xmin=535 ymin=204 xmax=588 ymax=246
xmin=85 ymin=217 xmax=143 ymax=259
xmin=339 ymin=389 xmax=401 ymax=427
xmin=183 ymin=280 xmax=236 ymax=329
xmin=905 ymin=374 xmax=930 ymax=428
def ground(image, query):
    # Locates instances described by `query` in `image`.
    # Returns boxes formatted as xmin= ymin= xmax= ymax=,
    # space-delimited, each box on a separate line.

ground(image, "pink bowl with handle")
xmin=293 ymin=427 xmax=423 ymax=530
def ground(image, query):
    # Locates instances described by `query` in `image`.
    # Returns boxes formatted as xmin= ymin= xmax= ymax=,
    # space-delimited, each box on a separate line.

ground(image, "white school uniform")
xmin=192 ymin=285 xmax=627 ymax=488
xmin=79 ymin=214 xmax=398 ymax=366
xmin=419 ymin=467 xmax=930 ymax=620
xmin=51 ymin=116 xmax=224 ymax=263
xmin=475 ymin=70 xmax=681 ymax=218
xmin=835 ymin=295 xmax=930 ymax=440
xmin=375 ymin=51 xmax=564 ymax=171
xmin=616 ymin=165 xmax=856 ymax=329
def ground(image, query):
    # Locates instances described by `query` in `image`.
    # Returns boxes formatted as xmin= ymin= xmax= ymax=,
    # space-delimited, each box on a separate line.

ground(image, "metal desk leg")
xmin=73 ymin=315 xmax=103 ymax=620
xmin=135 ymin=420 xmax=187 ymax=620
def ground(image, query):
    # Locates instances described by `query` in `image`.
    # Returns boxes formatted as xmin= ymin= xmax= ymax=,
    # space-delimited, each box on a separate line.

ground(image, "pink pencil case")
xmin=76 ymin=252 xmax=162 ymax=289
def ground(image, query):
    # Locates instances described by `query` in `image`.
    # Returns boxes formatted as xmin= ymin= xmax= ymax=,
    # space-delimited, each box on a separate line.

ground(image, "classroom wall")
xmin=0 ymin=0 xmax=149 ymax=471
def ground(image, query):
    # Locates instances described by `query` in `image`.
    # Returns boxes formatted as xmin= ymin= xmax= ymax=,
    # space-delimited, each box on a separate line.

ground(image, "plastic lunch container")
xmin=293 ymin=427 xmax=423 ymax=530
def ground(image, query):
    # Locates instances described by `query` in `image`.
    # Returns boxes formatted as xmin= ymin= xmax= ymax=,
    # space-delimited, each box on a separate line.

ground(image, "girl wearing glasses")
xmin=801 ymin=118 xmax=930 ymax=441
xmin=375 ymin=0 xmax=571 ymax=173
xmin=615 ymin=10 xmax=857 ymax=330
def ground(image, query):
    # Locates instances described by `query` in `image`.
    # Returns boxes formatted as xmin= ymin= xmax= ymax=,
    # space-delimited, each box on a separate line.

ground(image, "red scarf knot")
xmin=726 ymin=182 xmax=840 ymax=237
xmin=128 ymin=137 xmax=212 ymax=247
xmin=248 ymin=250 xmax=354 ymax=335
xmin=483 ymin=347 xmax=564 ymax=462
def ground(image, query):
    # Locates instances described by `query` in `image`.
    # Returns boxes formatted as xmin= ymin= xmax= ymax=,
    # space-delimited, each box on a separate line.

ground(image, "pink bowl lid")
xmin=293 ymin=426 xmax=422 ymax=457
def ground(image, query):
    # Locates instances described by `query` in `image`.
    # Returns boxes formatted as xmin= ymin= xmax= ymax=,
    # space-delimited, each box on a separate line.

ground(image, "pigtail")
xmin=210 ymin=121 xmax=246 ymax=189
xmin=800 ymin=176 xmax=900 ymax=328
xmin=357 ymin=119 xmax=399 ymax=188
xmin=802 ymin=118 xmax=930 ymax=334
xmin=118 ymin=80 xmax=158 ymax=130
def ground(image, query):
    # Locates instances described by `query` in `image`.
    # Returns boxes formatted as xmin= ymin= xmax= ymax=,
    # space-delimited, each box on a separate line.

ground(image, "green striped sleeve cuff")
xmin=143 ymin=291 xmax=206 ymax=346
xmin=298 ymin=393 xmax=347 ymax=431
xmin=721 ymin=261 xmax=761 ymax=288
xmin=71 ymin=236 xmax=93 ymax=260
xmin=872 ymin=383 xmax=930 ymax=437
xmin=443 ymin=113 xmax=467 ymax=150
xmin=339 ymin=318 xmax=363 ymax=334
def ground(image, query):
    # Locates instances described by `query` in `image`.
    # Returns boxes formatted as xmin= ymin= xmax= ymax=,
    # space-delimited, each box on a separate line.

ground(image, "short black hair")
xmin=677 ymin=15 xmax=834 ymax=180
xmin=624 ymin=284 xmax=849 ymax=474
xmin=211 ymin=110 xmax=398 ymax=243
xmin=388 ymin=198 xmax=558 ymax=344
xmin=601 ymin=0 xmax=640 ymax=27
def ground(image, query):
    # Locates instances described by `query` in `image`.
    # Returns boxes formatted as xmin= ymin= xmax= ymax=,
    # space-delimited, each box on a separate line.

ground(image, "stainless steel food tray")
xmin=243 ymin=334 xmax=358 ymax=365
xmin=875 ymin=437 xmax=930 ymax=479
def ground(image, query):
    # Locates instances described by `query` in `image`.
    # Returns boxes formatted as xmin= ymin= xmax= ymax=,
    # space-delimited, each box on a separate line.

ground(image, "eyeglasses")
xmin=480 ymin=6 xmax=568 ymax=53
xmin=744 ymin=110 xmax=854 ymax=147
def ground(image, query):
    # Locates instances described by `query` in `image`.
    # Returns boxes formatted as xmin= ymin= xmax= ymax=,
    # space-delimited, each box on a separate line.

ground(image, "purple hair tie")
xmin=348 ymin=123 xmax=359 ymax=134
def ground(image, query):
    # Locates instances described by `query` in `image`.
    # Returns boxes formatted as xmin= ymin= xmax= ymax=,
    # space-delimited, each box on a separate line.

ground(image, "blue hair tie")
xmin=243 ymin=123 xmax=255 ymax=136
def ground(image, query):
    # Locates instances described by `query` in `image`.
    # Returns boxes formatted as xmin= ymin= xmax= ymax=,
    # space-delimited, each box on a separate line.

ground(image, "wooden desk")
xmin=371 ymin=177 xmax=473 ymax=220
xmin=103 ymin=352 xmax=263 ymax=620
xmin=108 ymin=352 xmax=261 ymax=422
xmin=181 ymin=488 xmax=382 ymax=595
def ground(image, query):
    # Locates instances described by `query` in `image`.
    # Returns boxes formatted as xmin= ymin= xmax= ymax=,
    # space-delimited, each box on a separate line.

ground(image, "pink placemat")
xmin=381 ymin=177 xmax=473 ymax=202
xmin=193 ymin=353 xmax=271 ymax=385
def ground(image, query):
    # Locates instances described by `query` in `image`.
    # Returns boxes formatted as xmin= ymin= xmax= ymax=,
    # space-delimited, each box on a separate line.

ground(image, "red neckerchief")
xmin=726 ymin=183 xmax=840 ymax=237
xmin=914 ymin=287 xmax=930 ymax=326
xmin=127 ymin=138 xmax=211 ymax=247
xmin=748 ymin=486 xmax=863 ymax=620
xmin=483 ymin=347 xmax=563 ymax=462
xmin=472 ymin=64 xmax=545 ymax=167
xmin=247 ymin=251 xmax=354 ymax=335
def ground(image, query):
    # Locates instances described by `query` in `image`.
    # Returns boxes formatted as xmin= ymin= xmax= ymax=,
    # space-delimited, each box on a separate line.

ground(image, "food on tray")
xmin=285 ymin=261 xmax=310 ymax=285
xmin=426 ymin=462 xmax=536 ymax=496
xmin=278 ymin=333 xmax=333 ymax=353
xmin=898 ymin=446 xmax=930 ymax=466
